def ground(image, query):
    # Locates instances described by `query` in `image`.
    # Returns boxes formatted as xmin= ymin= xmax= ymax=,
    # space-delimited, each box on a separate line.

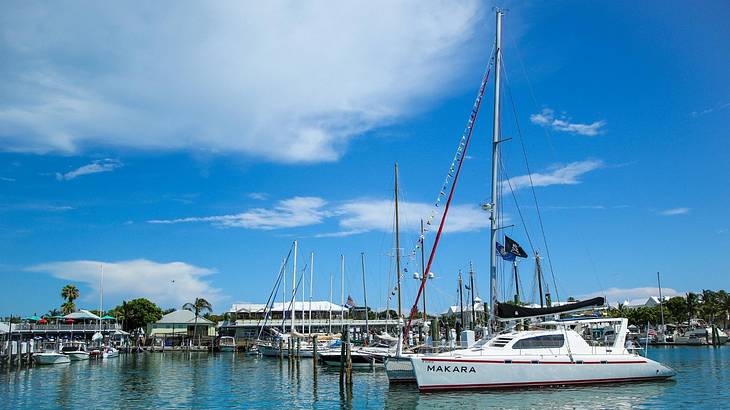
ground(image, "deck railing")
xmin=13 ymin=323 xmax=122 ymax=332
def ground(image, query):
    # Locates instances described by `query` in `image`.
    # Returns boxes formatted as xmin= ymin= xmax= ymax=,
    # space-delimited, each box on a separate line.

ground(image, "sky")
xmin=1 ymin=1 xmax=729 ymax=317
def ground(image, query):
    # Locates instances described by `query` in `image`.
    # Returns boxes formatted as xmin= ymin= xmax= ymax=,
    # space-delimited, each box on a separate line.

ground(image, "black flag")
xmin=505 ymin=236 xmax=528 ymax=258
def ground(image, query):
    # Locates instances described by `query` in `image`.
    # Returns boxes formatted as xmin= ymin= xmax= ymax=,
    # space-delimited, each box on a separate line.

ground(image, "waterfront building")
xmin=147 ymin=310 xmax=215 ymax=347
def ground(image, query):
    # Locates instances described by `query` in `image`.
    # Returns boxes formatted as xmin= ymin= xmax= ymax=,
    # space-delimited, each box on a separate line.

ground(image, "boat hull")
xmin=318 ymin=352 xmax=384 ymax=368
xmin=411 ymin=355 xmax=675 ymax=391
xmin=219 ymin=346 xmax=236 ymax=352
xmin=34 ymin=353 xmax=71 ymax=365
xmin=65 ymin=352 xmax=90 ymax=361
xmin=386 ymin=356 xmax=416 ymax=383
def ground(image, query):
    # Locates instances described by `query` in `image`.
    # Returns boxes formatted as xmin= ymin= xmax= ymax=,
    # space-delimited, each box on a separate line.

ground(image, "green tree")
xmin=46 ymin=308 xmax=61 ymax=317
xmin=716 ymin=290 xmax=730 ymax=328
xmin=664 ymin=296 xmax=687 ymax=324
xmin=686 ymin=292 xmax=699 ymax=323
xmin=109 ymin=298 xmax=163 ymax=332
xmin=183 ymin=298 xmax=213 ymax=337
xmin=60 ymin=284 xmax=80 ymax=314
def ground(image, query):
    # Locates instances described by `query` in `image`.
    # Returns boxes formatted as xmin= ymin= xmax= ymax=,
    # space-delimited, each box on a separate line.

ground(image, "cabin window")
xmin=512 ymin=334 xmax=564 ymax=349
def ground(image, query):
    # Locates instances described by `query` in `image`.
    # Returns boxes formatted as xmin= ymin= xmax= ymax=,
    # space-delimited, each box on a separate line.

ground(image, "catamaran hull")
xmin=33 ymin=354 xmax=71 ymax=365
xmin=411 ymin=356 xmax=675 ymax=391
xmin=386 ymin=356 xmax=416 ymax=382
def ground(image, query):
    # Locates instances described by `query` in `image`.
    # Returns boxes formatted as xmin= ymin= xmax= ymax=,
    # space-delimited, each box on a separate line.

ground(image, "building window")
xmin=512 ymin=334 xmax=564 ymax=349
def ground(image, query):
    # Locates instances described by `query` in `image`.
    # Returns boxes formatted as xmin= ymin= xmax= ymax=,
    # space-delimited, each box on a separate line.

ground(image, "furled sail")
xmin=496 ymin=297 xmax=605 ymax=320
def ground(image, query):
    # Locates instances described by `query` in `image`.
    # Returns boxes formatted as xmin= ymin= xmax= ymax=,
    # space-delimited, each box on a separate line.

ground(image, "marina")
xmin=2 ymin=2 xmax=728 ymax=409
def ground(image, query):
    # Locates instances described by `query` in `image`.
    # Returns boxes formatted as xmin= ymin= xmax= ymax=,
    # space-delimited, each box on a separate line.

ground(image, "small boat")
xmin=219 ymin=336 xmax=236 ymax=352
xmin=317 ymin=348 xmax=384 ymax=368
xmin=102 ymin=346 xmax=119 ymax=358
xmin=33 ymin=342 xmax=71 ymax=365
xmin=61 ymin=341 xmax=90 ymax=361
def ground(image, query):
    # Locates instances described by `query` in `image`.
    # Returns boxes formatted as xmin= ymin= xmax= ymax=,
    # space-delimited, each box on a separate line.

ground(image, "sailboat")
xmin=409 ymin=9 xmax=675 ymax=391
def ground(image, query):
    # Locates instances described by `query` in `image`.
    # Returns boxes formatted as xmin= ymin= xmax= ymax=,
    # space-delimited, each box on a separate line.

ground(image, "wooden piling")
xmin=312 ymin=335 xmax=318 ymax=369
xmin=296 ymin=338 xmax=300 ymax=359
xmin=345 ymin=341 xmax=352 ymax=385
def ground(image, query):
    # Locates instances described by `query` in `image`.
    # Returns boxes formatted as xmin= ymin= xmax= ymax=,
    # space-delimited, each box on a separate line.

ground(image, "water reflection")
xmin=0 ymin=347 xmax=725 ymax=409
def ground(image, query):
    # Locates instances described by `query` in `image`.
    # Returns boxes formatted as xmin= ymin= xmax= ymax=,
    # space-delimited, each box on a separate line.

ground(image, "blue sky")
xmin=1 ymin=1 xmax=729 ymax=317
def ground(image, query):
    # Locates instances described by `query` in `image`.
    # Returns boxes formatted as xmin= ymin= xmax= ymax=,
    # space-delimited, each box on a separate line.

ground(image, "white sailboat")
xmin=410 ymin=9 xmax=675 ymax=391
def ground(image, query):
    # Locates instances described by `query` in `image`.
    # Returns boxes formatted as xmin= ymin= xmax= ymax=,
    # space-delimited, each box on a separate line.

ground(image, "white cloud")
xmin=579 ymin=286 xmax=682 ymax=307
xmin=530 ymin=108 xmax=605 ymax=136
xmin=56 ymin=158 xmax=123 ymax=181
xmin=0 ymin=177 xmax=15 ymax=182
xmin=658 ymin=207 xmax=690 ymax=216
xmin=248 ymin=192 xmax=268 ymax=201
xmin=27 ymin=259 xmax=223 ymax=308
xmin=334 ymin=199 xmax=489 ymax=235
xmin=0 ymin=2 xmax=485 ymax=163
xmin=149 ymin=196 xmax=329 ymax=230
xmin=691 ymin=101 xmax=730 ymax=118
xmin=503 ymin=160 xmax=604 ymax=191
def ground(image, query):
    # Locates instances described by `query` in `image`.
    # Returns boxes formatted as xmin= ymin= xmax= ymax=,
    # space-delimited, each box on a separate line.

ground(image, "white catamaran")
xmin=410 ymin=9 xmax=675 ymax=391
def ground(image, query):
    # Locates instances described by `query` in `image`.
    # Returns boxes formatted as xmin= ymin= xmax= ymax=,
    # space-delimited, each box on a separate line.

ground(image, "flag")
xmin=505 ymin=236 xmax=528 ymax=258
xmin=345 ymin=295 xmax=356 ymax=308
xmin=496 ymin=242 xmax=516 ymax=261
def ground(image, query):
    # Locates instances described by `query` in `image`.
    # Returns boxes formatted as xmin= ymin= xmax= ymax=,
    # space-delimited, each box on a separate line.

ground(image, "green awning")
xmin=101 ymin=315 xmax=116 ymax=320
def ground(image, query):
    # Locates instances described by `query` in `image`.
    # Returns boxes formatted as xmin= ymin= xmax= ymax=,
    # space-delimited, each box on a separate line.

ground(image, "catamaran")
xmin=409 ymin=9 xmax=676 ymax=391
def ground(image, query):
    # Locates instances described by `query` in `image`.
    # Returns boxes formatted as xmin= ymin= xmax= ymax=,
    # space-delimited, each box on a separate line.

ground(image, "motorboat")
xmin=219 ymin=336 xmax=236 ymax=352
xmin=411 ymin=318 xmax=675 ymax=391
xmin=102 ymin=345 xmax=119 ymax=358
xmin=61 ymin=341 xmax=90 ymax=361
xmin=33 ymin=342 xmax=70 ymax=365
xmin=317 ymin=348 xmax=385 ymax=368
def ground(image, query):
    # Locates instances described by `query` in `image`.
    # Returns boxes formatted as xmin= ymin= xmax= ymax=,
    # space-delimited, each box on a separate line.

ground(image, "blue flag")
xmin=496 ymin=242 xmax=516 ymax=261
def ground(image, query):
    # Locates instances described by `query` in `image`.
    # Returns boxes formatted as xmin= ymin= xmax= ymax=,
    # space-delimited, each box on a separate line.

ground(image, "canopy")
xmin=101 ymin=315 xmax=116 ymax=320
xmin=496 ymin=297 xmax=606 ymax=320
xmin=64 ymin=310 xmax=101 ymax=321
xmin=24 ymin=315 xmax=41 ymax=321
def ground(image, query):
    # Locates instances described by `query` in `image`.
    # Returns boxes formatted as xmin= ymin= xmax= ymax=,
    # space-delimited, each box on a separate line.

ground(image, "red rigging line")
xmin=403 ymin=61 xmax=494 ymax=341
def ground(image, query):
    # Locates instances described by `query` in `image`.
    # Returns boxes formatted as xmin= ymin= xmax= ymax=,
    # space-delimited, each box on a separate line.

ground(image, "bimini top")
xmin=495 ymin=297 xmax=605 ymax=320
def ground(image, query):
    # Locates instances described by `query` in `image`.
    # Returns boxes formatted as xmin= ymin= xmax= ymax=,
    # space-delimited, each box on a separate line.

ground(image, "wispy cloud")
xmin=56 ymin=158 xmax=123 ymax=181
xmin=691 ymin=102 xmax=730 ymax=118
xmin=658 ymin=207 xmax=690 ymax=216
xmin=579 ymin=286 xmax=682 ymax=306
xmin=0 ymin=3 xmax=485 ymax=163
xmin=0 ymin=203 xmax=74 ymax=212
xmin=248 ymin=192 xmax=269 ymax=201
xmin=503 ymin=160 xmax=604 ymax=191
xmin=543 ymin=204 xmax=630 ymax=211
xmin=0 ymin=177 xmax=15 ymax=182
xmin=27 ymin=259 xmax=223 ymax=308
xmin=530 ymin=108 xmax=605 ymax=136
xmin=149 ymin=196 xmax=329 ymax=230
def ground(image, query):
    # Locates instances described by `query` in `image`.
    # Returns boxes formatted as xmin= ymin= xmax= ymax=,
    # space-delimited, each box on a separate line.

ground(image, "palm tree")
xmin=61 ymin=284 xmax=80 ymax=313
xmin=182 ymin=298 xmax=213 ymax=343
xmin=47 ymin=308 xmax=61 ymax=317
xmin=717 ymin=290 xmax=730 ymax=329
xmin=686 ymin=292 xmax=699 ymax=324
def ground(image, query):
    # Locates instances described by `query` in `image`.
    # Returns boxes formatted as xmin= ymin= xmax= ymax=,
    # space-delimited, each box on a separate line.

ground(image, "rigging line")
xmin=500 ymin=58 xmax=561 ymax=303
xmin=499 ymin=158 xmax=535 ymax=253
xmin=403 ymin=58 xmax=494 ymax=341
xmin=255 ymin=242 xmax=294 ymax=340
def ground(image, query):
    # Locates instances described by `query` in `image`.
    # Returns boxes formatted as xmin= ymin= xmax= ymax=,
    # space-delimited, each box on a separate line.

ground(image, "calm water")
xmin=2 ymin=347 xmax=729 ymax=409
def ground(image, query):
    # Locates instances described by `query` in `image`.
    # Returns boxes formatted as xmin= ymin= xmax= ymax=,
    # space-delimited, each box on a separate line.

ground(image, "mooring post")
xmin=312 ymin=335 xmax=318 ymax=370
xmin=345 ymin=340 xmax=352 ymax=384
xmin=296 ymin=338 xmax=301 ymax=359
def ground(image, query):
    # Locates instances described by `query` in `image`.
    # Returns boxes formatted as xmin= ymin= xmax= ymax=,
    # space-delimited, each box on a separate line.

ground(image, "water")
xmin=2 ymin=347 xmax=728 ymax=409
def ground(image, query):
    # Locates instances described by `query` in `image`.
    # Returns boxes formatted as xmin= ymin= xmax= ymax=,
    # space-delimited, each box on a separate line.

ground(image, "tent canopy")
xmin=64 ymin=310 xmax=101 ymax=321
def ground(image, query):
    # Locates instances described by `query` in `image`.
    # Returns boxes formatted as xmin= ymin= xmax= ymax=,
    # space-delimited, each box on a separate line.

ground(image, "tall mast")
xmin=282 ymin=257 xmax=287 ymax=333
xmin=328 ymin=271 xmax=333 ymax=334
xmin=340 ymin=254 xmax=345 ymax=332
xmin=361 ymin=252 xmax=369 ymax=344
xmin=536 ymin=252 xmax=544 ymax=308
xmin=309 ymin=251 xmax=314 ymax=335
xmin=458 ymin=270 xmax=464 ymax=330
xmin=99 ymin=264 xmax=104 ymax=332
xmin=657 ymin=271 xmax=665 ymax=339
xmin=469 ymin=261 xmax=476 ymax=329
xmin=488 ymin=9 xmax=504 ymax=335
xmin=421 ymin=219 xmax=427 ymax=322
xmin=290 ymin=241 xmax=297 ymax=332
xmin=394 ymin=162 xmax=402 ymax=321
xmin=513 ymin=261 xmax=520 ymax=304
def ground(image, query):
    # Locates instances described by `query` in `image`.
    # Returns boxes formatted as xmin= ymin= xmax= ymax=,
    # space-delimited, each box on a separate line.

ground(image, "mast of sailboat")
xmin=282 ymin=257 xmax=287 ymax=333
xmin=657 ymin=271 xmax=665 ymax=340
xmin=99 ymin=264 xmax=104 ymax=335
xmin=328 ymin=271 xmax=333 ymax=334
xmin=513 ymin=261 xmax=520 ymax=304
xmin=458 ymin=270 xmax=464 ymax=330
xmin=394 ymin=163 xmax=402 ymax=322
xmin=309 ymin=251 xmax=314 ymax=335
xmin=469 ymin=261 xmax=476 ymax=329
xmin=291 ymin=240 xmax=298 ymax=333
xmin=340 ymin=254 xmax=345 ymax=332
xmin=361 ymin=252 xmax=369 ymax=345
xmin=487 ymin=9 xmax=504 ymax=335
xmin=421 ymin=219 xmax=427 ymax=322
xmin=536 ymin=252 xmax=544 ymax=308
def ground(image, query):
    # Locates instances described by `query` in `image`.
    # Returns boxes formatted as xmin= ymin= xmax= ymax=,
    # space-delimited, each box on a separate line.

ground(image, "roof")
xmin=65 ymin=310 xmax=101 ymax=320
xmin=0 ymin=322 xmax=9 ymax=334
xmin=230 ymin=301 xmax=348 ymax=313
xmin=155 ymin=310 xmax=214 ymax=325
